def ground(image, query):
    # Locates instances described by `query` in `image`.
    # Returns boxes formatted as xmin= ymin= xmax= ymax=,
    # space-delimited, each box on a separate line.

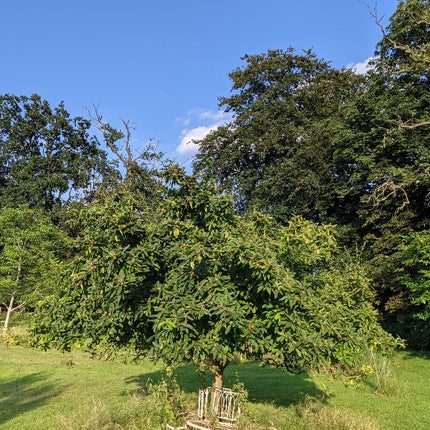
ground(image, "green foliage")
xmin=337 ymin=348 xmax=399 ymax=396
xmin=0 ymin=206 xmax=70 ymax=334
xmin=0 ymin=94 xmax=116 ymax=211
xmin=336 ymin=0 xmax=430 ymax=237
xmin=266 ymin=219 xmax=399 ymax=370
xmin=34 ymin=166 xmax=398 ymax=389
xmin=398 ymin=230 xmax=430 ymax=321
xmin=152 ymin=168 xmax=398 ymax=380
xmin=375 ymin=0 xmax=430 ymax=77
xmin=0 ymin=311 xmax=32 ymax=346
xmin=359 ymin=348 xmax=399 ymax=396
xmin=329 ymin=0 xmax=430 ymax=337
xmin=33 ymin=191 xmax=161 ymax=353
xmin=194 ymin=48 xmax=363 ymax=223
xmin=142 ymin=374 xmax=189 ymax=427
xmin=191 ymin=3 xmax=430 ymax=350
xmin=383 ymin=311 xmax=430 ymax=350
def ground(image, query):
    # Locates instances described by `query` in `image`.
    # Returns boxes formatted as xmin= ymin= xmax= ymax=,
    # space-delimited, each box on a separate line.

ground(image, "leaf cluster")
xmin=194 ymin=49 xmax=363 ymax=222
xmin=397 ymin=229 xmax=430 ymax=320
xmin=0 ymin=206 xmax=70 ymax=308
xmin=0 ymin=94 xmax=115 ymax=211
xmin=33 ymin=167 xmax=398 ymax=376
xmin=192 ymin=1 xmax=430 ymax=345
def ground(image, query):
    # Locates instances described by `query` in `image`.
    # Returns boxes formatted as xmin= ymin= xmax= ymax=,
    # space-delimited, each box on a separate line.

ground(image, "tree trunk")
xmin=2 ymin=292 xmax=15 ymax=337
xmin=212 ymin=368 xmax=224 ymax=391
xmin=2 ymin=298 xmax=24 ymax=338
xmin=3 ymin=259 xmax=23 ymax=337
xmin=209 ymin=359 xmax=230 ymax=418
xmin=210 ymin=358 xmax=229 ymax=391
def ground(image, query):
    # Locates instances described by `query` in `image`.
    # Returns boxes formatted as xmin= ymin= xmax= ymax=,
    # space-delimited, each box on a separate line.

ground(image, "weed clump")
xmin=296 ymin=395 xmax=380 ymax=430
xmin=58 ymin=374 xmax=192 ymax=430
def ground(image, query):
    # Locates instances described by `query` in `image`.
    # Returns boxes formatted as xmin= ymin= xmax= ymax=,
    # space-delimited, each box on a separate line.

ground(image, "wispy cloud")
xmin=194 ymin=109 xmax=228 ymax=121
xmin=176 ymin=109 xmax=231 ymax=156
xmin=347 ymin=57 xmax=374 ymax=75
xmin=177 ymin=125 xmax=218 ymax=155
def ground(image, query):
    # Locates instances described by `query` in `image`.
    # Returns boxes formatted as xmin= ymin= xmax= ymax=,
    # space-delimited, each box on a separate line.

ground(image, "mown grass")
xmin=0 ymin=335 xmax=429 ymax=429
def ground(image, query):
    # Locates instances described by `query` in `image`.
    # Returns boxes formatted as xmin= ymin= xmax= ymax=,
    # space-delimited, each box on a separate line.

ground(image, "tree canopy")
xmin=192 ymin=0 xmax=430 ymax=347
xmin=193 ymin=48 xmax=363 ymax=223
xmin=333 ymin=0 xmax=430 ymax=321
xmin=34 ymin=166 xmax=398 ymax=389
xmin=0 ymin=94 xmax=115 ymax=212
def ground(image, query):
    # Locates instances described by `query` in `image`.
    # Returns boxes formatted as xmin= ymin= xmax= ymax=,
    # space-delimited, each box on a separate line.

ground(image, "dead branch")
xmin=385 ymin=117 xmax=430 ymax=135
xmin=87 ymin=105 xmax=164 ymax=193
xmin=397 ymin=119 xmax=430 ymax=130
xmin=8 ymin=302 xmax=24 ymax=312
xmin=88 ymin=106 xmax=131 ymax=175
xmin=368 ymin=176 xmax=410 ymax=215
xmin=119 ymin=116 xmax=135 ymax=169
xmin=366 ymin=3 xmax=430 ymax=70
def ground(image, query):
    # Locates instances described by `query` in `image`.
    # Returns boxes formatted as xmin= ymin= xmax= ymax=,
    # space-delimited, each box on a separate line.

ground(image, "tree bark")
xmin=2 ymin=292 xmax=15 ymax=337
xmin=210 ymin=358 xmax=230 ymax=391
xmin=212 ymin=368 xmax=224 ymax=391
xmin=3 ymin=259 xmax=23 ymax=337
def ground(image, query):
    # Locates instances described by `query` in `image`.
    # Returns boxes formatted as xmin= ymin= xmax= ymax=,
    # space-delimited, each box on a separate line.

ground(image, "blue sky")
xmin=1 ymin=0 xmax=400 ymax=167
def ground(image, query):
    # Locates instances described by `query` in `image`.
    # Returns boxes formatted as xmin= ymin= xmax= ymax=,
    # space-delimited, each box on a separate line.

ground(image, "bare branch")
xmin=385 ymin=117 xmax=430 ymax=136
xmin=10 ymin=302 xmax=24 ymax=312
xmin=119 ymin=117 xmax=135 ymax=167
xmin=87 ymin=105 xmax=163 ymax=193
xmin=366 ymin=2 xmax=430 ymax=71
xmin=367 ymin=176 xmax=410 ymax=216
xmin=87 ymin=105 xmax=133 ymax=177
xmin=397 ymin=119 xmax=430 ymax=130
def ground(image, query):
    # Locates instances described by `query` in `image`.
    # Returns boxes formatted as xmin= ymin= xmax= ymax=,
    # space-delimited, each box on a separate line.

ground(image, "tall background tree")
xmin=194 ymin=49 xmax=363 ymax=224
xmin=193 ymin=0 xmax=430 ymax=348
xmin=333 ymin=0 xmax=430 ymax=345
xmin=0 ymin=94 xmax=116 ymax=214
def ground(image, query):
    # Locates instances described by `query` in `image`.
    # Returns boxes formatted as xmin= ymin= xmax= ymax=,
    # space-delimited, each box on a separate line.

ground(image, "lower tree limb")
xmin=2 ymin=292 xmax=23 ymax=337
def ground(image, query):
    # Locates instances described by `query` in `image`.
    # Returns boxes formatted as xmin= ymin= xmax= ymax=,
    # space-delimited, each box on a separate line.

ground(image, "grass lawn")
xmin=0 ymin=343 xmax=429 ymax=429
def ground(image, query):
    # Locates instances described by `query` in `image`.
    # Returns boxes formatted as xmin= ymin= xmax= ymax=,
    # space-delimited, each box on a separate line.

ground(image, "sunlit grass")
xmin=0 ymin=343 xmax=429 ymax=429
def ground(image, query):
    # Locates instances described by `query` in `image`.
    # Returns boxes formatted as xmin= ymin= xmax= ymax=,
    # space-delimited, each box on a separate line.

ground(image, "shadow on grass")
xmin=126 ymin=361 xmax=324 ymax=408
xmin=0 ymin=373 xmax=64 ymax=427
xmin=402 ymin=349 xmax=430 ymax=360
